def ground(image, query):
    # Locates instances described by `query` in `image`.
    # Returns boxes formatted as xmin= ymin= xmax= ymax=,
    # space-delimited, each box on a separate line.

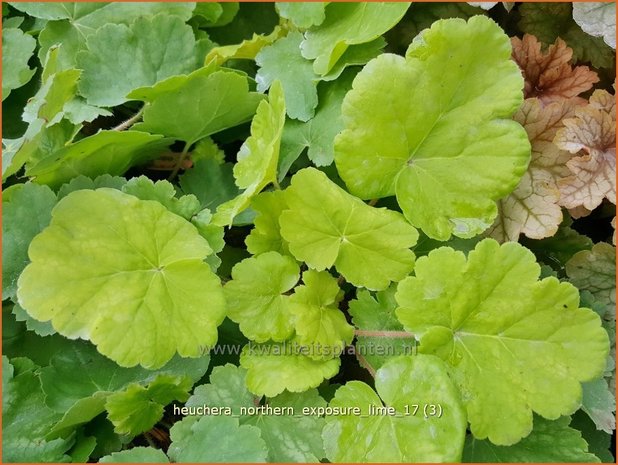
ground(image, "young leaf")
xmin=213 ymin=81 xmax=285 ymax=226
xmin=77 ymin=15 xmax=197 ymax=107
xmin=168 ymin=416 xmax=268 ymax=463
xmin=187 ymin=364 xmax=327 ymax=462
xmin=349 ymin=285 xmax=414 ymax=370
xmin=518 ymin=2 xmax=614 ymax=69
xmin=555 ymin=90 xmax=616 ymax=211
xmin=280 ymin=168 xmax=418 ymax=290
xmin=205 ymin=26 xmax=284 ymax=66
xmin=566 ymin=242 xmax=616 ymax=316
xmin=130 ymin=66 xmax=263 ymax=146
xmin=224 ymin=251 xmax=300 ymax=342
xmin=463 ymin=416 xmax=600 ymax=463
xmin=572 ymin=2 xmax=616 ymax=49
xmin=2 ymin=183 xmax=57 ymax=301
xmin=26 ymin=130 xmax=170 ymax=189
xmin=276 ymin=3 xmax=327 ymax=29
xmin=105 ymin=374 xmax=193 ymax=436
xmin=99 ymin=447 xmax=169 ymax=463
xmin=17 ymin=189 xmax=226 ymax=369
xmin=240 ymin=343 xmax=340 ymax=397
xmin=122 ymin=176 xmax=201 ymax=220
xmin=395 ymin=239 xmax=610 ymax=445
xmin=179 ymin=158 xmax=239 ymax=211
xmin=289 ymin=270 xmax=354 ymax=360
xmin=256 ymin=31 xmax=319 ymax=121
xmin=511 ymin=35 xmax=599 ymax=104
xmin=300 ymin=2 xmax=410 ymax=75
xmin=245 ymin=191 xmax=290 ymax=256
xmin=279 ymin=68 xmax=355 ymax=173
xmin=323 ymin=355 xmax=467 ymax=462
xmin=57 ymin=174 xmax=127 ymax=199
xmin=22 ymin=69 xmax=81 ymax=125
xmin=2 ymin=27 xmax=37 ymax=100
xmin=488 ymin=98 xmax=578 ymax=241
xmin=334 ymin=16 xmax=530 ymax=240
xmin=32 ymin=2 xmax=195 ymax=71
xmin=3 ymin=357 xmax=73 ymax=462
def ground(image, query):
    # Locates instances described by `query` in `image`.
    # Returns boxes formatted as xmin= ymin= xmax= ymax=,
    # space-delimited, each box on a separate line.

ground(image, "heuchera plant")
xmin=2 ymin=2 xmax=616 ymax=463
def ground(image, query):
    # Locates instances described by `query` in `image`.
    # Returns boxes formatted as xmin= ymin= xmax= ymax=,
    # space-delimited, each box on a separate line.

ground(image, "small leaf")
xmin=280 ymin=168 xmax=418 ymax=290
xmin=240 ymin=343 xmax=340 ymax=397
xmin=396 ymin=239 xmax=610 ymax=445
xmin=301 ymin=2 xmax=410 ymax=75
xmin=106 ymin=374 xmax=193 ymax=436
xmin=323 ymin=355 xmax=467 ymax=462
xmin=581 ymin=378 xmax=616 ymax=434
xmin=131 ymin=66 xmax=263 ymax=146
xmin=2 ymin=27 xmax=37 ymax=100
xmin=256 ymin=31 xmax=318 ymax=121
xmin=511 ymin=34 xmax=599 ymax=104
xmin=179 ymin=158 xmax=239 ymax=211
xmin=463 ymin=416 xmax=600 ymax=462
xmin=245 ymin=191 xmax=290 ymax=256
xmin=289 ymin=270 xmax=353 ymax=360
xmin=205 ymin=26 xmax=284 ymax=66
xmin=334 ymin=16 xmax=530 ymax=240
xmin=77 ymin=15 xmax=197 ymax=107
xmin=224 ymin=251 xmax=300 ymax=342
xmin=17 ymin=189 xmax=226 ymax=369
xmin=213 ymin=81 xmax=285 ymax=226
xmin=555 ymin=90 xmax=616 ymax=211
xmin=122 ymin=176 xmax=201 ymax=220
xmin=276 ymin=2 xmax=327 ymax=29
xmin=572 ymin=2 xmax=616 ymax=49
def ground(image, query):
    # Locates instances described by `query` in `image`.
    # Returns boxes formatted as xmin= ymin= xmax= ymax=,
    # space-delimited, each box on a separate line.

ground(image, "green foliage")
xmin=3 ymin=3 xmax=614 ymax=463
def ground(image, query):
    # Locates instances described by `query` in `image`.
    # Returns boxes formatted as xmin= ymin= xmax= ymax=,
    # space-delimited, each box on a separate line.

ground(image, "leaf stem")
xmin=168 ymin=141 xmax=192 ymax=181
xmin=367 ymin=198 xmax=378 ymax=206
xmin=272 ymin=177 xmax=281 ymax=190
xmin=356 ymin=351 xmax=376 ymax=378
xmin=336 ymin=274 xmax=346 ymax=286
xmin=112 ymin=106 xmax=144 ymax=131
xmin=354 ymin=329 xmax=414 ymax=338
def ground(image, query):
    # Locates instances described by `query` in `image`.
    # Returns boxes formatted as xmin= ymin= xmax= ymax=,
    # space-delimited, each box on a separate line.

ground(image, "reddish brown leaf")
xmin=555 ymin=90 xmax=616 ymax=211
xmin=511 ymin=34 xmax=599 ymax=104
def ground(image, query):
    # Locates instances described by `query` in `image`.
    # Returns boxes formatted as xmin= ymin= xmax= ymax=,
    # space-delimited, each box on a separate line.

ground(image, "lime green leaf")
xmin=99 ymin=447 xmax=169 ymax=463
xmin=395 ymin=239 xmax=610 ymax=445
xmin=179 ymin=159 xmax=239 ymax=211
xmin=573 ymin=3 xmax=615 ymax=49
xmin=187 ymin=364 xmax=327 ymax=462
xmin=240 ymin=343 xmax=340 ymax=396
xmin=318 ymin=38 xmax=384 ymax=82
xmin=276 ymin=2 xmax=327 ymax=28
xmin=122 ymin=176 xmax=201 ymax=220
xmin=34 ymin=3 xmax=196 ymax=71
xmin=2 ymin=27 xmax=37 ymax=100
xmin=349 ymin=285 xmax=415 ymax=370
xmin=168 ymin=415 xmax=267 ymax=463
xmin=335 ymin=16 xmax=530 ymax=240
xmin=213 ymin=81 xmax=285 ymax=226
xmin=2 ymin=183 xmax=57 ymax=301
xmin=582 ymin=378 xmax=616 ymax=434
xmin=301 ymin=2 xmax=410 ymax=75
xmin=289 ymin=270 xmax=353 ymax=360
xmin=518 ymin=3 xmax=614 ymax=69
xmin=26 ymin=130 xmax=170 ymax=189
xmin=205 ymin=26 xmax=284 ymax=66
xmin=77 ymin=15 xmax=196 ymax=107
xmin=280 ymin=168 xmax=418 ymax=290
xmin=22 ymin=69 xmax=81 ymax=125
xmin=245 ymin=191 xmax=290 ymax=256
xmin=58 ymin=174 xmax=127 ymax=199
xmin=3 ymin=357 xmax=73 ymax=462
xmin=131 ymin=66 xmax=262 ymax=146
xmin=17 ymin=189 xmax=226 ymax=369
xmin=106 ymin=374 xmax=193 ymax=435
xmin=224 ymin=251 xmax=300 ymax=342
xmin=280 ymin=68 xmax=355 ymax=172
xmin=566 ymin=243 xmax=616 ymax=316
xmin=257 ymin=31 xmax=318 ymax=121
xmin=463 ymin=416 xmax=600 ymax=462
xmin=323 ymin=355 xmax=467 ymax=462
